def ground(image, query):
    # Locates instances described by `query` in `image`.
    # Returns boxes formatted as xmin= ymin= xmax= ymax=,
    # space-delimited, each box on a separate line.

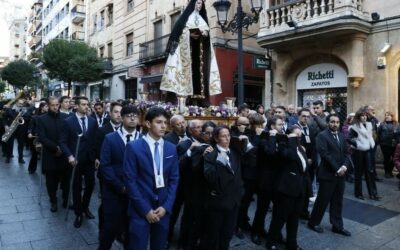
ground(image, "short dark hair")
xmin=59 ymin=96 xmax=70 ymax=103
xmin=238 ymin=103 xmax=250 ymax=113
xmin=94 ymin=102 xmax=103 ymax=108
xmin=75 ymin=96 xmax=89 ymax=105
xmin=212 ymin=125 xmax=230 ymax=142
xmin=313 ymin=100 xmax=324 ymax=107
xmin=121 ymin=105 xmax=139 ymax=117
xmin=326 ymin=113 xmax=340 ymax=123
xmin=266 ymin=116 xmax=282 ymax=130
xmin=288 ymin=125 xmax=300 ymax=134
xmin=202 ymin=121 xmax=216 ymax=132
xmin=145 ymin=107 xmax=170 ymax=122
xmin=249 ymin=113 xmax=265 ymax=126
xmin=110 ymin=102 xmax=122 ymax=112
xmin=297 ymin=108 xmax=311 ymax=116
xmin=275 ymin=105 xmax=286 ymax=111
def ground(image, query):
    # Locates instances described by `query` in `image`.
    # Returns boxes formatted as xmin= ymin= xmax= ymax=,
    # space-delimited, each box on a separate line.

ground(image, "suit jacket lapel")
xmin=72 ymin=115 xmax=84 ymax=134
xmin=141 ymin=139 xmax=154 ymax=169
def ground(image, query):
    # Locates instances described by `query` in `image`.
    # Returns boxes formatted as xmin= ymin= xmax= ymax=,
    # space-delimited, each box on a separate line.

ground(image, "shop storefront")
xmin=296 ymin=63 xmax=348 ymax=120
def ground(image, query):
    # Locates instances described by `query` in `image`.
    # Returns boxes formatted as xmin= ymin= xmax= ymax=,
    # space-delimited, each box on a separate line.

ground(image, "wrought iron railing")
xmin=139 ymin=34 xmax=170 ymax=63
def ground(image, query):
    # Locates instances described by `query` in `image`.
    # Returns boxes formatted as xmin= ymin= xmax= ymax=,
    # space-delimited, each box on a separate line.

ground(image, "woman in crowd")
xmin=349 ymin=109 xmax=381 ymax=200
xmin=377 ymin=111 xmax=399 ymax=178
xmin=342 ymin=113 xmax=355 ymax=183
xmin=27 ymin=101 xmax=48 ymax=174
xmin=202 ymin=125 xmax=244 ymax=250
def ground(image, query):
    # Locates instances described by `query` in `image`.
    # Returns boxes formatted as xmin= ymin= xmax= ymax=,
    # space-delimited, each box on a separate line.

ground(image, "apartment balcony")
xmin=36 ymin=20 xmax=42 ymax=32
xmin=72 ymin=31 xmax=85 ymax=41
xmin=71 ymin=4 xmax=86 ymax=24
xmin=28 ymin=36 xmax=40 ymax=49
xmin=103 ymin=58 xmax=113 ymax=75
xmin=139 ymin=34 xmax=169 ymax=64
xmin=257 ymin=0 xmax=371 ymax=49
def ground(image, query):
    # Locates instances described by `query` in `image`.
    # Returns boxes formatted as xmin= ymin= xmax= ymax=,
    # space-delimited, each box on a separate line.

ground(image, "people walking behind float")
xmin=377 ymin=111 xmax=399 ymax=178
xmin=36 ymin=97 xmax=70 ymax=212
xmin=308 ymin=114 xmax=351 ymax=237
xmin=60 ymin=96 xmax=98 ymax=228
xmin=251 ymin=116 xmax=284 ymax=245
xmin=267 ymin=126 xmax=308 ymax=250
xmin=124 ymin=107 xmax=179 ymax=250
xmin=202 ymin=125 xmax=244 ymax=250
xmin=99 ymin=105 xmax=141 ymax=249
xmin=27 ymin=101 xmax=48 ymax=174
xmin=348 ymin=109 xmax=381 ymax=201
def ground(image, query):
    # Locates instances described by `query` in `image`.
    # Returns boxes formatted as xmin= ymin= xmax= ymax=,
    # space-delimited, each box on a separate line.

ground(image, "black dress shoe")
xmin=18 ymin=158 xmax=25 ymax=164
xmin=74 ymin=215 xmax=83 ymax=228
xmin=307 ymin=223 xmax=324 ymax=233
xmin=355 ymin=195 xmax=365 ymax=200
xmin=50 ymin=203 xmax=58 ymax=213
xmin=251 ymin=234 xmax=262 ymax=245
xmin=300 ymin=213 xmax=310 ymax=220
xmin=369 ymin=195 xmax=382 ymax=201
xmin=332 ymin=227 xmax=351 ymax=236
xmin=84 ymin=209 xmax=95 ymax=219
xmin=266 ymin=244 xmax=278 ymax=250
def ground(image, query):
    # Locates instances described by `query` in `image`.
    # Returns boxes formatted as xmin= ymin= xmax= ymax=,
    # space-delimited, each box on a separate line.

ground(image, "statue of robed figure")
xmin=160 ymin=0 xmax=222 ymax=103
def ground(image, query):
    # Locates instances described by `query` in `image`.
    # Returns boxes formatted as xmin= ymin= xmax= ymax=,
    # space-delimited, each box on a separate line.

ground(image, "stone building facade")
xmin=257 ymin=0 xmax=400 ymax=120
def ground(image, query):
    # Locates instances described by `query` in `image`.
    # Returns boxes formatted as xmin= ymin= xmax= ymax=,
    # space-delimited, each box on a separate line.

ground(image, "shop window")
xmin=126 ymin=32 xmax=133 ymax=56
xmin=125 ymin=79 xmax=137 ymax=99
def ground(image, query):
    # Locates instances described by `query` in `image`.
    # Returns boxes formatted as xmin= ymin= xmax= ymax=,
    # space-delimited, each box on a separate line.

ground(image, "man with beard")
xmin=37 ymin=97 xmax=70 ymax=212
xmin=92 ymin=102 xmax=110 ymax=128
xmin=308 ymin=114 xmax=351 ymax=237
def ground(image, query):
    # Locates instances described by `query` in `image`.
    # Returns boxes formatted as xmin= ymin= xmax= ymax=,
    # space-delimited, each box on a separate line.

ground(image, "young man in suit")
xmin=60 ymin=96 xmax=98 ymax=228
xmin=99 ymin=105 xmax=141 ymax=249
xmin=92 ymin=102 xmax=110 ymax=128
xmin=124 ymin=107 xmax=179 ymax=250
xmin=308 ymin=114 xmax=351 ymax=236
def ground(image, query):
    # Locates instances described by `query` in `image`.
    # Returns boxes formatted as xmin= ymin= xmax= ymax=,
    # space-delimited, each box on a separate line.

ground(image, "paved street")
xmin=0 ymin=149 xmax=400 ymax=250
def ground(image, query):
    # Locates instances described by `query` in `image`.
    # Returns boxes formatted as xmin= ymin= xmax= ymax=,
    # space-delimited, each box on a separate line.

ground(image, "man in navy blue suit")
xmin=60 ymin=96 xmax=98 ymax=228
xmin=99 ymin=105 xmax=142 ymax=249
xmin=124 ymin=107 xmax=179 ymax=250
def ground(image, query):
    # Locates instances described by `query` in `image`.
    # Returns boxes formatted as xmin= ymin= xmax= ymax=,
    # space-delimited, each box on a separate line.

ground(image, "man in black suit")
xmin=94 ymin=102 xmax=122 ymax=233
xmin=37 ymin=97 xmax=70 ymax=212
xmin=308 ymin=114 xmax=351 ymax=236
xmin=92 ymin=102 xmax=110 ymax=128
xmin=163 ymin=115 xmax=189 ymax=246
xmin=60 ymin=96 xmax=98 ymax=228
xmin=295 ymin=108 xmax=318 ymax=220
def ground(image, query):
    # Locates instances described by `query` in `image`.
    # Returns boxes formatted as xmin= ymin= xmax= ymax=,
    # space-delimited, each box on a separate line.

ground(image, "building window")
xmin=107 ymin=4 xmax=113 ymax=25
xmin=127 ymin=0 xmax=134 ymax=12
xmin=93 ymin=14 xmax=97 ymax=33
xmin=107 ymin=42 xmax=112 ymax=58
xmin=66 ymin=3 xmax=69 ymax=13
xmin=65 ymin=27 xmax=69 ymax=39
xmin=170 ymin=12 xmax=181 ymax=31
xmin=14 ymin=44 xmax=19 ymax=48
xmin=125 ymin=79 xmax=137 ymax=99
xmin=126 ymin=33 xmax=133 ymax=56
xmin=269 ymin=0 xmax=296 ymax=7
xmin=100 ymin=10 xmax=105 ymax=29
xmin=99 ymin=46 xmax=105 ymax=58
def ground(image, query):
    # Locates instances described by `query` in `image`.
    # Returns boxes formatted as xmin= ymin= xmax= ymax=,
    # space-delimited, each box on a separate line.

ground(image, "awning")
xmin=140 ymin=75 xmax=162 ymax=84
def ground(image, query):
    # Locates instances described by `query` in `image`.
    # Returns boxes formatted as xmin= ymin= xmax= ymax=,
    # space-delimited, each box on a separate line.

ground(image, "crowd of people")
xmin=0 ymin=96 xmax=399 ymax=250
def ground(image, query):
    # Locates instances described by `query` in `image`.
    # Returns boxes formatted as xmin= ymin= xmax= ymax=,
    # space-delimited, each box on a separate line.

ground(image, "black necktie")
xmin=333 ymin=133 xmax=340 ymax=146
xmin=80 ymin=117 xmax=86 ymax=133
xmin=99 ymin=117 xmax=103 ymax=126
xmin=126 ymin=134 xmax=132 ymax=142
xmin=303 ymin=126 xmax=308 ymax=136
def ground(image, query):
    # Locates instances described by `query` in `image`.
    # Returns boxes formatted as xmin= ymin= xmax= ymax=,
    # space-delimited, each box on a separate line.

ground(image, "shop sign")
xmin=296 ymin=63 xmax=347 ymax=90
xmin=128 ymin=67 xmax=144 ymax=78
xmin=253 ymin=56 xmax=271 ymax=70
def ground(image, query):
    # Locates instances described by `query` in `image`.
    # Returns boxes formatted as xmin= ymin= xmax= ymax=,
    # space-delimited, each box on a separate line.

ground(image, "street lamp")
xmin=213 ymin=0 xmax=263 ymax=105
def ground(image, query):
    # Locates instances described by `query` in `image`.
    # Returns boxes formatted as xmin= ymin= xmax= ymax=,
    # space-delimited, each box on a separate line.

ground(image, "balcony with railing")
xmin=258 ymin=0 xmax=370 ymax=48
xmin=71 ymin=4 xmax=86 ymax=24
xmin=72 ymin=31 xmax=85 ymax=41
xmin=139 ymin=34 xmax=169 ymax=64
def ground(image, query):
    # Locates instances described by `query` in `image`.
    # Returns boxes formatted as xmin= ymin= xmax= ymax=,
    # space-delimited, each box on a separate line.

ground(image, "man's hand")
xmin=28 ymin=133 xmax=33 ymax=139
xmin=308 ymin=159 xmax=313 ymax=165
xmin=255 ymin=127 xmax=264 ymax=135
xmin=190 ymin=141 xmax=201 ymax=150
xmin=55 ymin=146 xmax=63 ymax=157
xmin=5 ymin=125 xmax=9 ymax=131
xmin=145 ymin=210 xmax=160 ymax=223
xmin=288 ymin=133 xmax=298 ymax=138
xmin=68 ymin=155 xmax=77 ymax=167
xmin=95 ymin=159 xmax=100 ymax=170
xmin=201 ymin=30 xmax=208 ymax=37
xmin=203 ymin=146 xmax=213 ymax=156
xmin=154 ymin=207 xmax=166 ymax=219
xmin=239 ymin=135 xmax=248 ymax=141
xmin=269 ymin=129 xmax=278 ymax=136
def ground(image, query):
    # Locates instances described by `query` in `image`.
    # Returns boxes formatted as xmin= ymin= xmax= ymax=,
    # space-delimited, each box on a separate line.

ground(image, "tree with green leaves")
xmin=0 ymin=60 xmax=38 ymax=91
xmin=42 ymin=39 xmax=104 ymax=96
xmin=0 ymin=79 xmax=6 ymax=94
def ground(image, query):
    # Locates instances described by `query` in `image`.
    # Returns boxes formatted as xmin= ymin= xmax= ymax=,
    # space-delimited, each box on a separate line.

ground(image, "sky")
xmin=0 ymin=0 xmax=33 ymax=57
